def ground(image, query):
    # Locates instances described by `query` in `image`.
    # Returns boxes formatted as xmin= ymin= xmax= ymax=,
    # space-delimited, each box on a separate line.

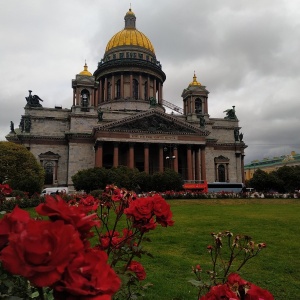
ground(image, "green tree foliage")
xmin=274 ymin=165 xmax=300 ymax=192
xmin=135 ymin=171 xmax=152 ymax=192
xmin=71 ymin=166 xmax=183 ymax=193
xmin=249 ymin=169 xmax=269 ymax=192
xmin=0 ymin=141 xmax=44 ymax=195
xmin=152 ymin=169 xmax=183 ymax=192
xmin=72 ymin=167 xmax=108 ymax=192
xmin=106 ymin=166 xmax=140 ymax=191
xmin=249 ymin=166 xmax=300 ymax=193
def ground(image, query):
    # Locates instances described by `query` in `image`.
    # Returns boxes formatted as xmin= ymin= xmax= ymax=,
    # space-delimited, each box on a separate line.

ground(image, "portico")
xmin=93 ymin=109 xmax=208 ymax=181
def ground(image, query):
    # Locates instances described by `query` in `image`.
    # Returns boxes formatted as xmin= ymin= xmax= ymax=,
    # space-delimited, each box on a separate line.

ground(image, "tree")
xmin=152 ymin=169 xmax=183 ymax=192
xmin=274 ymin=165 xmax=300 ymax=192
xmin=106 ymin=166 xmax=140 ymax=191
xmin=135 ymin=171 xmax=152 ymax=192
xmin=72 ymin=167 xmax=108 ymax=193
xmin=72 ymin=166 xmax=142 ymax=193
xmin=249 ymin=169 xmax=270 ymax=192
xmin=0 ymin=142 xmax=44 ymax=195
xmin=71 ymin=166 xmax=183 ymax=193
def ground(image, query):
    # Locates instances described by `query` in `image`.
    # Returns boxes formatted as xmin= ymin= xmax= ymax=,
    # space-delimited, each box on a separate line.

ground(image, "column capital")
xmin=94 ymin=141 xmax=103 ymax=149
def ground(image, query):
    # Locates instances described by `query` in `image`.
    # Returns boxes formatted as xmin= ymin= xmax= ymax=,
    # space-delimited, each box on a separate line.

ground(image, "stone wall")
xmin=205 ymin=147 xmax=242 ymax=183
xmin=27 ymin=108 xmax=70 ymax=137
xmin=68 ymin=142 xmax=95 ymax=186
xmin=30 ymin=144 xmax=69 ymax=186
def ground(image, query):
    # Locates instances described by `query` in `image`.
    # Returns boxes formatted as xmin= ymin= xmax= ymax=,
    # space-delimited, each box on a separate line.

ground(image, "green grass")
xmin=8 ymin=199 xmax=300 ymax=299
xmin=138 ymin=199 xmax=300 ymax=300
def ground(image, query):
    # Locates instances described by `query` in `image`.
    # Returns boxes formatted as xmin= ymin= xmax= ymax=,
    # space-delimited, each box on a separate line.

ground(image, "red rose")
xmin=0 ymin=220 xmax=84 ymax=287
xmin=0 ymin=206 xmax=30 ymax=249
xmin=124 ymin=197 xmax=154 ymax=221
xmin=36 ymin=195 xmax=100 ymax=239
xmin=200 ymin=283 xmax=238 ymax=300
xmin=110 ymin=228 xmax=134 ymax=249
xmin=227 ymin=273 xmax=248 ymax=286
xmin=152 ymin=194 xmax=174 ymax=227
xmin=245 ymin=283 xmax=274 ymax=300
xmin=79 ymin=195 xmax=100 ymax=212
xmin=134 ymin=217 xmax=157 ymax=232
xmin=53 ymin=249 xmax=121 ymax=299
xmin=225 ymin=273 xmax=274 ymax=300
xmin=111 ymin=188 xmax=123 ymax=202
xmin=127 ymin=261 xmax=146 ymax=281
xmin=99 ymin=228 xmax=134 ymax=250
xmin=0 ymin=184 xmax=12 ymax=196
xmin=99 ymin=230 xmax=120 ymax=250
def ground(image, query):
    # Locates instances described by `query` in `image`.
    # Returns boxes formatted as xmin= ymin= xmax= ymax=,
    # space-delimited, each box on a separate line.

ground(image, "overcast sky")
xmin=1 ymin=0 xmax=300 ymax=164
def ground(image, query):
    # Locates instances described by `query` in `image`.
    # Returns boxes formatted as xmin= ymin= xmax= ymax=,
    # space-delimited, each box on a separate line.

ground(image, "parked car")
xmin=41 ymin=187 xmax=68 ymax=196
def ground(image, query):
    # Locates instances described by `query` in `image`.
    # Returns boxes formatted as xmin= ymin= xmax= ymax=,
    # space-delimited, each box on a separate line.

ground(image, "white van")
xmin=41 ymin=187 xmax=68 ymax=196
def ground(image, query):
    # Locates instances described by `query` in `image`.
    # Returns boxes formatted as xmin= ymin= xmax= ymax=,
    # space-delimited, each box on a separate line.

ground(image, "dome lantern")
xmin=104 ymin=8 xmax=155 ymax=54
xmin=124 ymin=8 xmax=136 ymax=29
xmin=79 ymin=61 xmax=92 ymax=76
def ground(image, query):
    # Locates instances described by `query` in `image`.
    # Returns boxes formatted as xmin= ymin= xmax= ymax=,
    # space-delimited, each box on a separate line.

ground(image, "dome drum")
xmin=103 ymin=49 xmax=158 ymax=68
xmin=94 ymin=59 xmax=166 ymax=82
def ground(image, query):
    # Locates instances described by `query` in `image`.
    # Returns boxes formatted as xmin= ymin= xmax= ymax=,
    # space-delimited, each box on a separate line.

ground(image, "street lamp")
xmin=164 ymin=145 xmax=176 ymax=170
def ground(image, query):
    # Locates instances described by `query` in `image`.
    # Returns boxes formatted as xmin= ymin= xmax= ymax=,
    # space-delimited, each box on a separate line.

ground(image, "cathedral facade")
xmin=6 ymin=9 xmax=247 ymax=188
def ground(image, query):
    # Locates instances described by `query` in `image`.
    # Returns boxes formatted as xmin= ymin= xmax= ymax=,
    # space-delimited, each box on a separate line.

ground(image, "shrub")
xmin=0 ymin=142 xmax=44 ymax=195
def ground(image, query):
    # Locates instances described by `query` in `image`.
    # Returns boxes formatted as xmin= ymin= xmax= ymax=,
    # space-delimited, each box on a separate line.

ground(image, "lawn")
xmin=138 ymin=199 xmax=300 ymax=300
xmin=5 ymin=198 xmax=300 ymax=299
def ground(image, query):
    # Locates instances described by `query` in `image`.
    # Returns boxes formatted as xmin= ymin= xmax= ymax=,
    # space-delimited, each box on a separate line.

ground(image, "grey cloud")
xmin=1 ymin=0 xmax=300 ymax=166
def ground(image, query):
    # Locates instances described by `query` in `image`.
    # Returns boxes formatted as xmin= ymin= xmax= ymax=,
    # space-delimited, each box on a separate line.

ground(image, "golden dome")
xmin=105 ymin=29 xmax=155 ymax=53
xmin=79 ymin=62 xmax=92 ymax=76
xmin=105 ymin=8 xmax=155 ymax=54
xmin=189 ymin=72 xmax=201 ymax=86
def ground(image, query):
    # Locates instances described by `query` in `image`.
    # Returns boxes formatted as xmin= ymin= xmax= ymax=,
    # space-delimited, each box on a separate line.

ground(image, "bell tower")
xmin=181 ymin=72 xmax=209 ymax=119
xmin=72 ymin=62 xmax=99 ymax=111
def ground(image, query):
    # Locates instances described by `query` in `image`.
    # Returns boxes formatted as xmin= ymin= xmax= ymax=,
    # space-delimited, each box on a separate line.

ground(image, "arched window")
xmin=195 ymin=98 xmax=202 ymax=114
xmin=44 ymin=162 xmax=54 ymax=185
xmin=144 ymin=81 xmax=148 ymax=100
xmin=81 ymin=89 xmax=90 ymax=107
xmin=133 ymin=79 xmax=139 ymax=100
xmin=218 ymin=165 xmax=226 ymax=182
xmin=116 ymin=80 xmax=121 ymax=99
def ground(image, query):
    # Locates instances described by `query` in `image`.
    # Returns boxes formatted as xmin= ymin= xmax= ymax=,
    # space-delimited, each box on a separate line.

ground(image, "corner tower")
xmin=72 ymin=62 xmax=98 ymax=111
xmin=93 ymin=8 xmax=166 ymax=112
xmin=181 ymin=72 xmax=209 ymax=119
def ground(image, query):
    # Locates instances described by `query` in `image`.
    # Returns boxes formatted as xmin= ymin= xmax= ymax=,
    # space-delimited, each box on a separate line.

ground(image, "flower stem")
xmin=38 ymin=287 xmax=45 ymax=300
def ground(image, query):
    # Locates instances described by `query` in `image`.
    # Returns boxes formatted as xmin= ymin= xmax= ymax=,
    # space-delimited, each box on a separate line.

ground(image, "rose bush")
xmin=190 ymin=231 xmax=274 ymax=299
xmin=200 ymin=273 xmax=274 ymax=300
xmin=0 ymin=184 xmax=174 ymax=299
xmin=0 ymin=183 xmax=274 ymax=299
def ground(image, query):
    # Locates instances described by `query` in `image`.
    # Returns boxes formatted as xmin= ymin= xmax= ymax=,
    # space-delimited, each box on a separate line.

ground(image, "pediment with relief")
xmin=95 ymin=109 xmax=209 ymax=136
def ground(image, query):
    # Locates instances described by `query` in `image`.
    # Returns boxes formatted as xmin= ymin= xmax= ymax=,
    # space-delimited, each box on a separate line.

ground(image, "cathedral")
xmin=6 ymin=8 xmax=247 ymax=188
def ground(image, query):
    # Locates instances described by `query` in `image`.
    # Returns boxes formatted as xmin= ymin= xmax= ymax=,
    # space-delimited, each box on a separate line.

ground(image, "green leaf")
xmin=30 ymin=291 xmax=39 ymax=298
xmin=188 ymin=279 xmax=204 ymax=287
